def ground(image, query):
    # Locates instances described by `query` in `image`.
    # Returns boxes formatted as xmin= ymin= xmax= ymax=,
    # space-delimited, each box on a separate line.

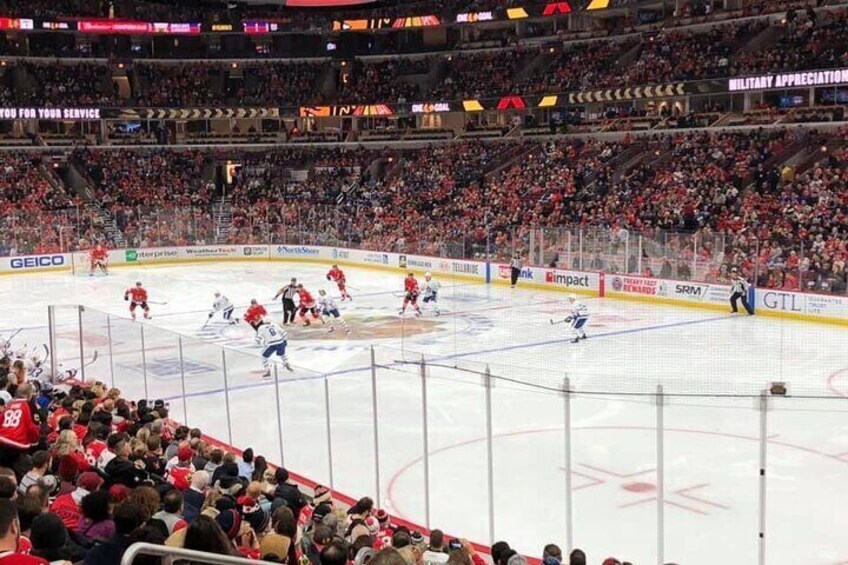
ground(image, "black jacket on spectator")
xmin=83 ymin=533 xmax=132 ymax=565
xmin=182 ymin=488 xmax=205 ymax=523
xmin=104 ymin=457 xmax=148 ymax=487
xmin=272 ymin=482 xmax=307 ymax=515
xmin=211 ymin=462 xmax=243 ymax=493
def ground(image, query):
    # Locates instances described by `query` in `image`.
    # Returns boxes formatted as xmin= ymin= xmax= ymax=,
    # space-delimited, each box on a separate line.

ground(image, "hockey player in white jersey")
xmin=257 ymin=320 xmax=293 ymax=377
xmin=208 ymin=292 xmax=236 ymax=324
xmin=564 ymin=294 xmax=589 ymax=343
xmin=317 ymin=289 xmax=350 ymax=334
xmin=422 ymin=272 xmax=441 ymax=316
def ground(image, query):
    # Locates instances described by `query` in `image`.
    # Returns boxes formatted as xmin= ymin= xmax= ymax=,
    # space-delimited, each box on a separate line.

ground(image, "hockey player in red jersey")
xmin=326 ymin=265 xmax=352 ymax=301
xmin=124 ymin=281 xmax=150 ymax=320
xmin=89 ymin=244 xmax=109 ymax=276
xmin=296 ymin=284 xmax=322 ymax=326
xmin=244 ymin=299 xmax=268 ymax=332
xmin=400 ymin=272 xmax=421 ymax=316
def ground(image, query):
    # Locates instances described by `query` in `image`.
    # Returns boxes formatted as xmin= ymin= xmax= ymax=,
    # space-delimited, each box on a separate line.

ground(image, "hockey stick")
xmin=4 ymin=328 xmax=22 ymax=342
xmin=549 ymin=318 xmax=570 ymax=326
xmin=147 ymin=301 xmax=169 ymax=305
xmin=53 ymin=350 xmax=99 ymax=385
xmin=83 ymin=350 xmax=99 ymax=369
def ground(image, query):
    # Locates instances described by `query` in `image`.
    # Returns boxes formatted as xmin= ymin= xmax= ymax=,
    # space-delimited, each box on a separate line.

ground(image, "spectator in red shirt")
xmin=51 ymin=431 xmax=89 ymax=476
xmin=48 ymin=472 xmax=103 ymax=533
xmin=165 ymin=448 xmax=195 ymax=491
xmin=0 ymin=384 xmax=41 ymax=472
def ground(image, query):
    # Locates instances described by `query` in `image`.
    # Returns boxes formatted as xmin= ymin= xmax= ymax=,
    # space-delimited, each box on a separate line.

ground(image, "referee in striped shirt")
xmin=274 ymin=277 xmax=299 ymax=325
xmin=510 ymin=254 xmax=523 ymax=288
xmin=730 ymin=268 xmax=754 ymax=315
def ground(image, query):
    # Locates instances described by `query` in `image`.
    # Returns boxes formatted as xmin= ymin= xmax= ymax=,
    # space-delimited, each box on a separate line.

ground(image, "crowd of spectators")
xmin=0 ymin=125 xmax=845 ymax=292
xmin=236 ymin=63 xmax=327 ymax=108
xmin=219 ymin=128 xmax=847 ymax=292
xmin=336 ymin=60 xmax=425 ymax=105
xmin=0 ymin=153 xmax=85 ymax=257
xmin=134 ymin=65 xmax=224 ymax=108
xmin=15 ymin=64 xmax=120 ymax=108
xmin=0 ymin=6 xmax=843 ymax=107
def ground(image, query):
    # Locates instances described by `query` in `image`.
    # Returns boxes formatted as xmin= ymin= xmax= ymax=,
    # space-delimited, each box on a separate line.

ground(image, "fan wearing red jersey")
xmin=124 ymin=282 xmax=150 ymax=320
xmin=244 ymin=299 xmax=268 ymax=333
xmin=326 ymin=265 xmax=351 ymax=301
xmin=89 ymin=244 xmax=109 ymax=276
xmin=296 ymin=285 xmax=322 ymax=327
xmin=400 ymin=273 xmax=421 ymax=317
xmin=0 ymin=384 xmax=41 ymax=469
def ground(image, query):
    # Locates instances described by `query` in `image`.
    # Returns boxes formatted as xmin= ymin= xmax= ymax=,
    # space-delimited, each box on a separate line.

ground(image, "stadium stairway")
xmin=63 ymin=157 xmax=126 ymax=247
xmin=214 ymin=195 xmax=234 ymax=244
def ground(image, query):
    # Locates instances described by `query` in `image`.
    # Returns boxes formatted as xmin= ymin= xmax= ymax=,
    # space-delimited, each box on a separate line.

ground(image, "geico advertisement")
xmin=3 ymin=254 xmax=67 ymax=271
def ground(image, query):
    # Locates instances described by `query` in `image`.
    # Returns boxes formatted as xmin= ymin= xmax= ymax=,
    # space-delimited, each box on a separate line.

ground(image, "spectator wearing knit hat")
xmin=166 ymin=448 xmax=195 ymax=491
xmin=55 ymin=456 xmax=79 ymax=496
xmin=49 ymin=471 xmax=102 ymax=532
xmin=238 ymin=495 xmax=269 ymax=534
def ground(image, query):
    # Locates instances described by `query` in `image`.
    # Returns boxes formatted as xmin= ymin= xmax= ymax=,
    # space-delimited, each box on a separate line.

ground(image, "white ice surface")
xmin=3 ymin=262 xmax=848 ymax=565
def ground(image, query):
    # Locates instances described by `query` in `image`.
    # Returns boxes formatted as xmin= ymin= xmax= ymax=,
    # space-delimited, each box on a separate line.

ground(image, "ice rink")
xmin=3 ymin=261 xmax=848 ymax=565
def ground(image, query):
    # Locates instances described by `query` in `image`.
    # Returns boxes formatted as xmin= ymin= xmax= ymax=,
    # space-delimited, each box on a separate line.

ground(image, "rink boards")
xmin=2 ymin=244 xmax=846 ymax=326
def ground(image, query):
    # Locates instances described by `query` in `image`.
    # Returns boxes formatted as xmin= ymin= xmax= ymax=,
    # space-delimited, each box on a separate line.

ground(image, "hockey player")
xmin=400 ymin=272 xmax=421 ymax=317
xmin=257 ymin=320 xmax=293 ymax=377
xmin=124 ymin=281 xmax=150 ymax=320
xmin=422 ymin=272 xmax=441 ymax=316
xmin=564 ymin=294 xmax=589 ymax=343
xmin=318 ymin=289 xmax=350 ymax=334
xmin=209 ymin=292 xmax=236 ymax=324
xmin=244 ymin=299 xmax=268 ymax=332
xmin=296 ymin=284 xmax=322 ymax=327
xmin=89 ymin=244 xmax=109 ymax=276
xmin=326 ymin=265 xmax=352 ymax=301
